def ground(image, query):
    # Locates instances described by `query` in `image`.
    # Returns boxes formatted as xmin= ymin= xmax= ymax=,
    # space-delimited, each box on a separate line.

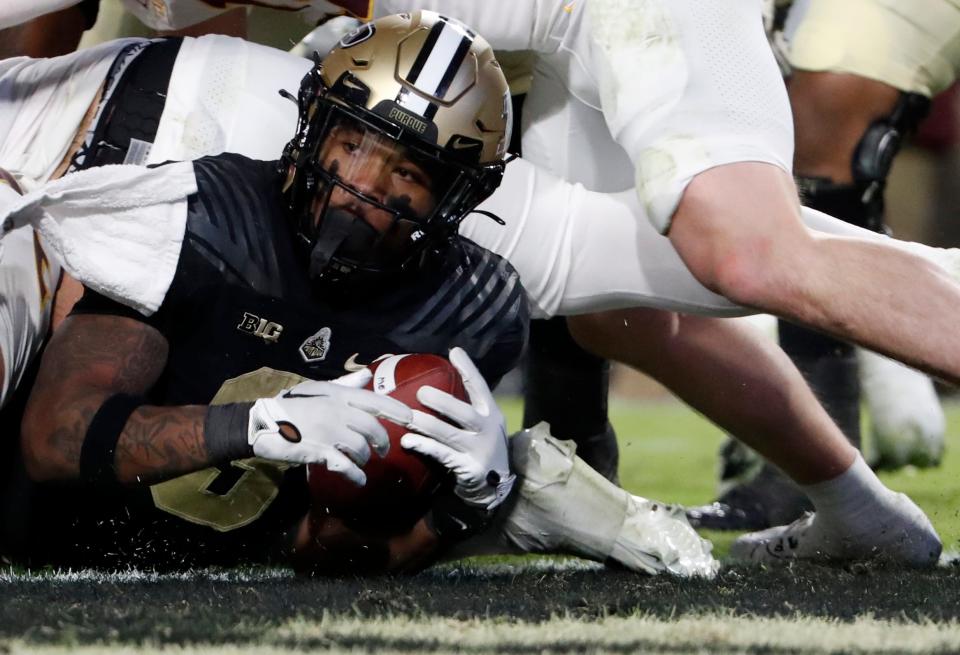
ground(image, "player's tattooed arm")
xmin=22 ymin=314 xmax=211 ymax=485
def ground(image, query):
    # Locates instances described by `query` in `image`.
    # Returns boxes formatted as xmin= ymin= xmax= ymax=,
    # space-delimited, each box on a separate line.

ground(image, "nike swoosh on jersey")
xmin=343 ymin=353 xmax=369 ymax=372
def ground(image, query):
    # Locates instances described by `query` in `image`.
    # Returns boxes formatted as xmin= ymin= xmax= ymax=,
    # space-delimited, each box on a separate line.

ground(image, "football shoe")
xmin=730 ymin=491 xmax=941 ymax=568
xmin=502 ymin=423 xmax=718 ymax=577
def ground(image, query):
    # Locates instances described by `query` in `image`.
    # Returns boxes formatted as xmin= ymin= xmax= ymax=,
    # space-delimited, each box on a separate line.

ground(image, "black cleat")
xmin=686 ymin=465 xmax=814 ymax=531
xmin=685 ymin=501 xmax=770 ymax=532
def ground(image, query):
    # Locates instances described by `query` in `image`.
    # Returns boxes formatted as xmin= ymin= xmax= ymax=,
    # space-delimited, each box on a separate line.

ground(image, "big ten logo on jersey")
xmin=237 ymin=312 xmax=284 ymax=343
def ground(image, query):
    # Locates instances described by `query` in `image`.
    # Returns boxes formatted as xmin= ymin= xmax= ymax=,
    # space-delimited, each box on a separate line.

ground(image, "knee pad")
xmin=798 ymin=92 xmax=931 ymax=232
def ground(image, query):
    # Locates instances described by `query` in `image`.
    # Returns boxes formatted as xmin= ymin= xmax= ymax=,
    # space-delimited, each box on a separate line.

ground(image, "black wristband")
xmin=424 ymin=491 xmax=494 ymax=547
xmin=80 ymin=393 xmax=145 ymax=485
xmin=204 ymin=402 xmax=255 ymax=463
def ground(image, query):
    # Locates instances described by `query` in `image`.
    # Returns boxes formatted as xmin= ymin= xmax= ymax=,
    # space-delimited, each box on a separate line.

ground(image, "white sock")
xmin=800 ymin=453 xmax=893 ymax=535
xmin=796 ymin=453 xmax=940 ymax=565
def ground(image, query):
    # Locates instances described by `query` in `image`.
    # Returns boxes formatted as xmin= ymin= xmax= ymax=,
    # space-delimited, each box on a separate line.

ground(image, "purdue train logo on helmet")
xmin=280 ymin=11 xmax=512 ymax=288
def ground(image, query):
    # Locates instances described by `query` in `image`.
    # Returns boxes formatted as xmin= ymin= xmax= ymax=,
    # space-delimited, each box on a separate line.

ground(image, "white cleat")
xmin=858 ymin=349 xmax=945 ymax=469
xmin=730 ymin=491 xmax=942 ymax=568
xmin=501 ymin=423 xmax=719 ymax=578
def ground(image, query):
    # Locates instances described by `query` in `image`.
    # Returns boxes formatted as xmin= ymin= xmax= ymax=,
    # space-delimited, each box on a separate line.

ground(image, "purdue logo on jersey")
xmin=300 ymin=327 xmax=332 ymax=363
xmin=237 ymin=312 xmax=283 ymax=343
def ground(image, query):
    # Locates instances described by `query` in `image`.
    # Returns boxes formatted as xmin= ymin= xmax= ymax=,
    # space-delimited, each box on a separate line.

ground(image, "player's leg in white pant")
xmin=460 ymin=157 xmax=750 ymax=320
xmin=582 ymin=0 xmax=960 ymax=385
xmin=577 ymin=0 xmax=960 ymax=392
xmin=671 ymin=161 xmax=960 ymax=386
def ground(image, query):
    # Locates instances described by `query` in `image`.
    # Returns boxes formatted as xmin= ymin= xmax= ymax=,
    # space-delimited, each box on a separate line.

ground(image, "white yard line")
xmin=8 ymin=614 xmax=960 ymax=654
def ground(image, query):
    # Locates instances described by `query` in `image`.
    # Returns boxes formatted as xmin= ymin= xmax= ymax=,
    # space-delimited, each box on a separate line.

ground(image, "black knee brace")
xmin=522 ymin=317 xmax=619 ymax=481
xmin=797 ymin=91 xmax=931 ymax=232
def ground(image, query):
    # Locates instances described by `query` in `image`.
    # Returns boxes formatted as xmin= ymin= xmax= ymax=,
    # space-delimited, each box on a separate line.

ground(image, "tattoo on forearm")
xmin=115 ymin=406 xmax=209 ymax=484
xmin=27 ymin=314 xmax=211 ymax=483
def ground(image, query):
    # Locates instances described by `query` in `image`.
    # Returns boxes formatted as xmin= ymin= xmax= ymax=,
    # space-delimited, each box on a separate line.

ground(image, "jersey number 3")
xmin=149 ymin=368 xmax=307 ymax=531
xmin=151 ymin=458 xmax=290 ymax=532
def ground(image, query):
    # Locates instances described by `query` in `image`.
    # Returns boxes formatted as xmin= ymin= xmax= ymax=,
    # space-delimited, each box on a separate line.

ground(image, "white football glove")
xmin=401 ymin=347 xmax=515 ymax=511
xmin=248 ymin=369 xmax=413 ymax=486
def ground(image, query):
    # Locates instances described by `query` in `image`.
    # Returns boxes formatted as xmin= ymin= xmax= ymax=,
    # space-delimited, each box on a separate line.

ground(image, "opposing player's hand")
xmin=402 ymin=347 xmax=515 ymax=510
xmin=247 ymin=369 xmax=413 ymax=486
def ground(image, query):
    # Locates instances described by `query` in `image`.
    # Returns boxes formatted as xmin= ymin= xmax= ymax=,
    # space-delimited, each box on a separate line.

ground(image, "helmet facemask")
xmin=302 ymin=104 xmax=449 ymax=279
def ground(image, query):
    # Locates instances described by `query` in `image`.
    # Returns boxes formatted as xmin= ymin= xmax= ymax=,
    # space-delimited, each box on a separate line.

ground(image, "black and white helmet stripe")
xmin=397 ymin=15 xmax=474 ymax=121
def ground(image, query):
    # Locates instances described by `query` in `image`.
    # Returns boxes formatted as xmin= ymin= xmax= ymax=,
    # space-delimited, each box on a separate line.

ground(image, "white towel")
xmin=1 ymin=162 xmax=196 ymax=315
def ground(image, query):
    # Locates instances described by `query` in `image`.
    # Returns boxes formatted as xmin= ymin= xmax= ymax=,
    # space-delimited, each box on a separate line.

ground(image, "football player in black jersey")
xmin=13 ymin=13 xmax=524 ymax=571
xmin=9 ymin=13 xmax=718 ymax=577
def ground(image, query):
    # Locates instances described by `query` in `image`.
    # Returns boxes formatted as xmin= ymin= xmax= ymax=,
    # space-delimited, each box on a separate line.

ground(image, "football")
xmin=306 ymin=353 xmax=466 ymax=534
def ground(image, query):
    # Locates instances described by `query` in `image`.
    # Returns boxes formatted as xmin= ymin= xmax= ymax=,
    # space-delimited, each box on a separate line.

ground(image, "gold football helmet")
xmin=281 ymin=11 xmax=512 ymax=287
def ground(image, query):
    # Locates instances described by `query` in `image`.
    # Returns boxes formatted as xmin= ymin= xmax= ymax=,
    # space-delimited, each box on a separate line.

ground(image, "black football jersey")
xmin=74 ymin=153 xmax=528 ymax=404
xmin=3 ymin=153 xmax=528 ymax=568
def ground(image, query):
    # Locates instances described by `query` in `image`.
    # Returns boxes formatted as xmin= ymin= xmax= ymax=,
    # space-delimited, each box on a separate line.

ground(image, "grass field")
xmin=4 ymin=398 xmax=960 ymax=654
